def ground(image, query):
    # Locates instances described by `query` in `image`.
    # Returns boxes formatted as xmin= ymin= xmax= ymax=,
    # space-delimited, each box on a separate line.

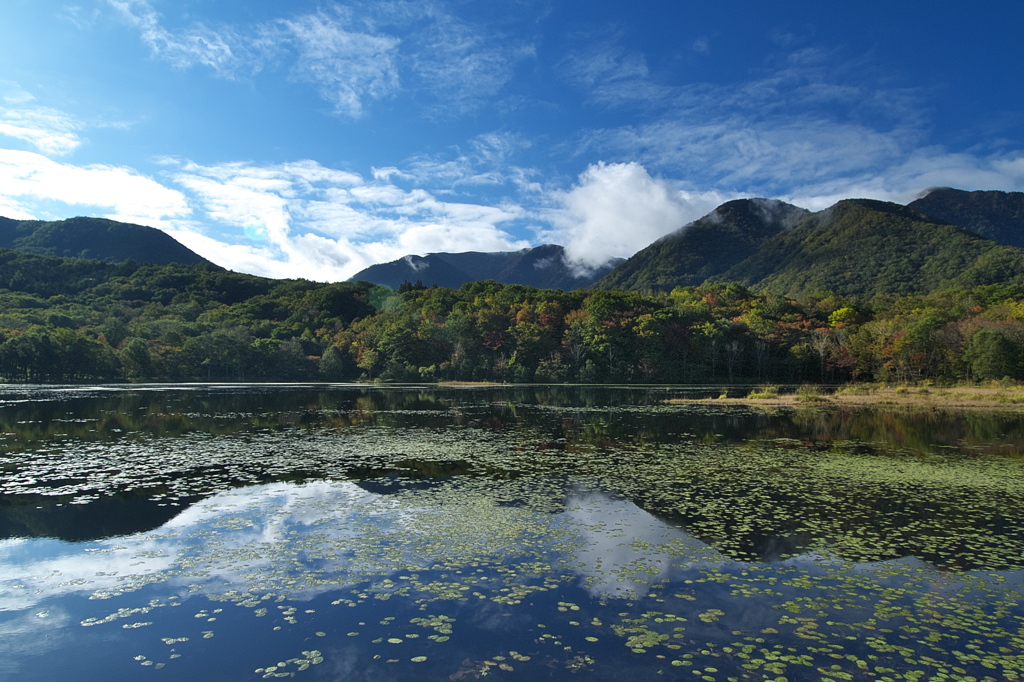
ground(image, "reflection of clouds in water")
xmin=561 ymin=490 xmax=722 ymax=598
xmin=0 ymin=606 xmax=75 ymax=678
xmin=0 ymin=481 xmax=387 ymax=614
xmin=7 ymin=477 xmax=1018 ymax=651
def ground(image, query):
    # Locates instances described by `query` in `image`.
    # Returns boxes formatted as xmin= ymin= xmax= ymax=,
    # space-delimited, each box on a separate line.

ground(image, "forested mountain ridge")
xmin=594 ymin=198 xmax=810 ymax=291
xmin=348 ymin=244 xmax=622 ymax=291
xmin=4 ymin=188 xmax=1024 ymax=387
xmin=0 ymin=216 xmax=211 ymax=266
xmin=716 ymin=199 xmax=1024 ymax=296
xmin=907 ymin=187 xmax=1024 ymax=247
xmin=3 ymin=243 xmax=1024 ymax=386
xmin=596 ymin=194 xmax=1024 ymax=297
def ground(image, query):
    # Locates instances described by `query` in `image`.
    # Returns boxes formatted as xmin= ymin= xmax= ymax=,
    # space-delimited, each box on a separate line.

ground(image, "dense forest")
xmin=2 ymin=247 xmax=1024 ymax=385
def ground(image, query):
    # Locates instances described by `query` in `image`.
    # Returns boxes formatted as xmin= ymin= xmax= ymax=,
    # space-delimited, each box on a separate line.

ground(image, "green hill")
xmin=717 ymin=199 xmax=1024 ymax=297
xmin=907 ymin=188 xmax=1024 ymax=247
xmin=594 ymin=199 xmax=809 ymax=292
xmin=595 ymin=196 xmax=1024 ymax=298
xmin=0 ymin=216 xmax=212 ymax=266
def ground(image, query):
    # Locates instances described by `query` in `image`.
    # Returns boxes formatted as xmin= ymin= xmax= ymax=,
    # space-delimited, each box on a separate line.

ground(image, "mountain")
xmin=349 ymin=244 xmax=622 ymax=291
xmin=715 ymin=199 xmax=1024 ymax=297
xmin=0 ymin=216 xmax=212 ymax=266
xmin=594 ymin=198 xmax=810 ymax=292
xmin=907 ymin=188 xmax=1024 ymax=248
xmin=597 ymin=196 xmax=1024 ymax=298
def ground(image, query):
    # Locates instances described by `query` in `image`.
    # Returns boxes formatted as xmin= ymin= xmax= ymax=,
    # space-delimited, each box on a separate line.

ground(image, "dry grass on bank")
xmin=667 ymin=382 xmax=1024 ymax=410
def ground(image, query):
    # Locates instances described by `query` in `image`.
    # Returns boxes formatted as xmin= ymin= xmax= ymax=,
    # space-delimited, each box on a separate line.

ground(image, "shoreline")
xmin=667 ymin=384 xmax=1024 ymax=410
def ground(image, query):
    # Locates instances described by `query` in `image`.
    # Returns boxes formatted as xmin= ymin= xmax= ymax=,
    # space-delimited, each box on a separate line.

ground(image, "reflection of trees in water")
xmin=3 ymin=385 xmax=1024 ymax=569
xmin=790 ymin=406 xmax=1024 ymax=457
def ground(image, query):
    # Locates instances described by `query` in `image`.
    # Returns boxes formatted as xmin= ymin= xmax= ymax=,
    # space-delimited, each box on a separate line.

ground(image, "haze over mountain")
xmin=0 ymin=216 xmax=211 ymax=267
xmin=348 ymin=245 xmax=622 ymax=291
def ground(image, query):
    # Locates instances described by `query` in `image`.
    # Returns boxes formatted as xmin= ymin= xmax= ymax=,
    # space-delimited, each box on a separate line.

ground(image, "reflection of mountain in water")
xmin=0 ymin=492 xmax=198 ymax=542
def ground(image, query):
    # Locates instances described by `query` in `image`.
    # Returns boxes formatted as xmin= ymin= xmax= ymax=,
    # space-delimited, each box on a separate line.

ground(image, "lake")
xmin=1 ymin=384 xmax=1023 ymax=681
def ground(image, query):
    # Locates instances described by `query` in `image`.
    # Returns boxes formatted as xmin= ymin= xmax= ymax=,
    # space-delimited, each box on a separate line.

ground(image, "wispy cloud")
xmin=401 ymin=10 xmax=535 ymax=116
xmin=275 ymin=10 xmax=401 ymax=117
xmin=559 ymin=39 xmax=670 ymax=109
xmin=107 ymin=0 xmax=251 ymax=77
xmin=0 ymin=107 xmax=83 ymax=157
xmin=0 ymin=86 xmax=84 ymax=156
xmin=560 ymin=40 xmax=988 ymax=205
xmin=57 ymin=5 xmax=102 ymax=30
xmin=105 ymin=0 xmax=531 ymax=119
xmin=401 ymin=131 xmax=537 ymax=191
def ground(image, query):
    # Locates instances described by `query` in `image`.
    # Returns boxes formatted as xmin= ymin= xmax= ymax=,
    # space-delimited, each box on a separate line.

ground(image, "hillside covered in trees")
xmin=2 ymin=245 xmax=1024 ymax=385
xmin=0 ymin=216 xmax=210 ymax=266
xmin=4 ymin=187 xmax=1024 ymax=386
xmin=597 ymin=193 xmax=1024 ymax=296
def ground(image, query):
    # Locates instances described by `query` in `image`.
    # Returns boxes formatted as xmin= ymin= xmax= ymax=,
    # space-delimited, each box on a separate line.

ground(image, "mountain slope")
xmin=716 ymin=199 xmax=1024 ymax=297
xmin=0 ymin=216 xmax=212 ymax=266
xmin=594 ymin=198 xmax=810 ymax=291
xmin=907 ymin=188 xmax=1024 ymax=247
xmin=349 ymin=244 xmax=621 ymax=291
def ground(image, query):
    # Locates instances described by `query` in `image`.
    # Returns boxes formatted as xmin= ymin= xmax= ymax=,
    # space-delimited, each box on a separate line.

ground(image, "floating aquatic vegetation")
xmin=1 ymin=385 xmax=1023 ymax=681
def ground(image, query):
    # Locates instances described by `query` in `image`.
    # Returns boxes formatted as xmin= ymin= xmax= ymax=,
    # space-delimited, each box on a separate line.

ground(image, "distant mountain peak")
xmin=596 ymin=198 xmax=808 ymax=291
xmin=349 ymin=244 xmax=622 ymax=291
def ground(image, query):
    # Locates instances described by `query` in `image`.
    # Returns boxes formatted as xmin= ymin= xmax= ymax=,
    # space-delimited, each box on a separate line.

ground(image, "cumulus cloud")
xmin=543 ymin=162 xmax=729 ymax=272
xmin=0 ymin=149 xmax=191 ymax=224
xmin=167 ymin=158 xmax=529 ymax=281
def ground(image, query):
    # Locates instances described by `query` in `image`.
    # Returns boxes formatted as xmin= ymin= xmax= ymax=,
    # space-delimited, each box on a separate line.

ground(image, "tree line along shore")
xmin=3 ymin=249 xmax=1024 ymax=386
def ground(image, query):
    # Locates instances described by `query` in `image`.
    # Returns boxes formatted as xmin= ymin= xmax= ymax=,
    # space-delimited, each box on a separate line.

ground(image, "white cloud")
xmin=550 ymin=38 xmax=1024 ymax=213
xmin=58 ymin=5 xmax=102 ymax=30
xmin=0 ymin=86 xmax=84 ymax=156
xmin=107 ymin=1 xmax=534 ymax=120
xmin=107 ymin=0 xmax=248 ymax=77
xmin=0 ymin=149 xmax=191 ymax=223
xmin=597 ymin=116 xmax=911 ymax=193
xmin=404 ymin=12 xmax=534 ymax=115
xmin=543 ymin=162 xmax=729 ymax=272
xmin=167 ymin=158 xmax=529 ymax=281
xmin=277 ymin=11 xmax=401 ymax=118
xmin=559 ymin=40 xmax=670 ymax=109
xmin=782 ymin=149 xmax=1024 ymax=210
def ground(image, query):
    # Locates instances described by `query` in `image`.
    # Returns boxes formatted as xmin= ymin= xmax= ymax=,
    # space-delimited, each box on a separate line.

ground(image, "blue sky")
xmin=1 ymin=0 xmax=1022 ymax=281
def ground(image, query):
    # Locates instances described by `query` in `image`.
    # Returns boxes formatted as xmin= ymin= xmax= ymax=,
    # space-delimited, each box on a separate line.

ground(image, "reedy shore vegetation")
xmin=4 ymin=249 xmax=1024 ymax=385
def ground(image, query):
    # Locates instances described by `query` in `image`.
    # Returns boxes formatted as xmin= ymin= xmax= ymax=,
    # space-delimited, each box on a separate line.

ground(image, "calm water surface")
xmin=1 ymin=384 xmax=1023 ymax=681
